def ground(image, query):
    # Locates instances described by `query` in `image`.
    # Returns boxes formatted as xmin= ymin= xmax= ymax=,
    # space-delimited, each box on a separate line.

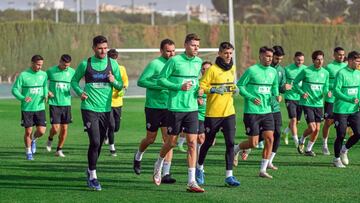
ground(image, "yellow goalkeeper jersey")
xmin=112 ymin=65 xmax=129 ymax=107
xmin=200 ymin=63 xmax=236 ymax=117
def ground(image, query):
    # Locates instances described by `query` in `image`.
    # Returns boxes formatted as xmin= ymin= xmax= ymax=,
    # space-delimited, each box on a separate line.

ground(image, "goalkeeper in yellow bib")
xmin=106 ymin=49 xmax=129 ymax=157
xmin=195 ymin=42 xmax=240 ymax=187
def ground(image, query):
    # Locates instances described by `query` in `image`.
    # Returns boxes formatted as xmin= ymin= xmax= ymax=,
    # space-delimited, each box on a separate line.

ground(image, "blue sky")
xmin=1 ymin=0 xmax=213 ymax=11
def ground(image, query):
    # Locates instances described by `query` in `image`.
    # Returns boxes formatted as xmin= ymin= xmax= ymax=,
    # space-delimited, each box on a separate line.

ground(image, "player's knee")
xmin=249 ymin=139 xmax=258 ymax=148
xmin=187 ymin=140 xmax=196 ymax=150
xmin=38 ymin=128 xmax=46 ymax=135
xmin=148 ymin=137 xmax=156 ymax=144
xmin=51 ymin=127 xmax=59 ymax=134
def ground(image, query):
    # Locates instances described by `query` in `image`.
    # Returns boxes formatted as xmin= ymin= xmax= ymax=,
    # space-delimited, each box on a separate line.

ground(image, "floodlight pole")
xmin=96 ymin=0 xmax=100 ymax=24
xmin=228 ymin=0 xmax=237 ymax=80
xmin=76 ymin=0 xmax=80 ymax=23
xmin=80 ymin=0 xmax=84 ymax=24
xmin=30 ymin=0 xmax=34 ymax=21
xmin=55 ymin=8 xmax=59 ymax=23
xmin=187 ymin=0 xmax=191 ymax=22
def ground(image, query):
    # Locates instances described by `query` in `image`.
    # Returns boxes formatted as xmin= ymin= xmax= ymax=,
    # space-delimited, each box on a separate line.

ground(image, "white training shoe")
xmin=55 ymin=150 xmax=66 ymax=157
xmin=104 ymin=137 xmax=109 ymax=145
xmin=153 ymin=166 xmax=162 ymax=186
xmin=322 ymin=146 xmax=330 ymax=155
xmin=233 ymin=147 xmax=240 ymax=167
xmin=340 ymin=151 xmax=349 ymax=165
xmin=259 ymin=171 xmax=273 ymax=179
xmin=333 ymin=158 xmax=346 ymax=168
xmin=46 ymin=140 xmax=52 ymax=152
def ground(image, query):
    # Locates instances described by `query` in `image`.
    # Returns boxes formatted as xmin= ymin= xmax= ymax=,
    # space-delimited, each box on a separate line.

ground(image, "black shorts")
xmin=198 ymin=120 xmax=205 ymax=134
xmin=110 ymin=106 xmax=122 ymax=132
xmin=49 ymin=105 xmax=72 ymax=124
xmin=285 ymin=99 xmax=302 ymax=120
xmin=167 ymin=111 xmax=198 ymax=135
xmin=81 ymin=110 xmax=110 ymax=133
xmin=145 ymin=108 xmax=169 ymax=132
xmin=21 ymin=110 xmax=46 ymax=128
xmin=204 ymin=115 xmax=236 ymax=135
xmin=243 ymin=113 xmax=274 ymax=136
xmin=334 ymin=112 xmax=360 ymax=136
xmin=303 ymin=106 xmax=323 ymax=123
xmin=324 ymin=102 xmax=334 ymax=120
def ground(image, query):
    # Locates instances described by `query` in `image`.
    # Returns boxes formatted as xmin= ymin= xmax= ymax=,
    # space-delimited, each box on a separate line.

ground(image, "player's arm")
xmin=71 ymin=60 xmax=87 ymax=96
xmin=293 ymin=69 xmax=306 ymax=95
xmin=279 ymin=68 xmax=286 ymax=94
xmin=137 ymin=62 xmax=165 ymax=90
xmin=158 ymin=59 xmax=182 ymax=90
xmin=272 ymin=70 xmax=280 ymax=97
xmin=237 ymin=69 xmax=257 ymax=101
xmin=11 ymin=74 xmax=26 ymax=101
xmin=199 ymin=67 xmax=212 ymax=93
xmin=43 ymin=73 xmax=48 ymax=102
xmin=333 ymin=73 xmax=355 ymax=102
xmin=109 ymin=59 xmax=123 ymax=91
xmin=323 ymin=73 xmax=330 ymax=97
xmin=121 ymin=66 xmax=129 ymax=88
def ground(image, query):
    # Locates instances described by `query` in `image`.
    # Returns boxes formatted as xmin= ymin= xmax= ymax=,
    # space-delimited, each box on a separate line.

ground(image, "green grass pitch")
xmin=0 ymin=97 xmax=359 ymax=203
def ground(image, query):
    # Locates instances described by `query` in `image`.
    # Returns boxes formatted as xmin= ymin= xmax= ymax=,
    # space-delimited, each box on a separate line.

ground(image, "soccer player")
xmin=234 ymin=46 xmax=280 ymax=179
xmin=322 ymin=47 xmax=347 ymax=155
xmin=12 ymin=55 xmax=48 ymax=160
xmin=267 ymin=45 xmax=286 ymax=169
xmin=152 ymin=33 xmax=204 ymax=192
xmin=332 ymin=51 xmax=360 ymax=167
xmin=133 ymin=39 xmax=176 ymax=184
xmin=294 ymin=50 xmax=329 ymax=156
xmin=196 ymin=42 xmax=240 ymax=187
xmin=46 ymin=54 xmax=75 ymax=157
xmin=106 ymin=49 xmax=129 ymax=157
xmin=71 ymin=35 xmax=123 ymax=191
xmin=283 ymin=52 xmax=307 ymax=147
xmin=196 ymin=61 xmax=212 ymax=156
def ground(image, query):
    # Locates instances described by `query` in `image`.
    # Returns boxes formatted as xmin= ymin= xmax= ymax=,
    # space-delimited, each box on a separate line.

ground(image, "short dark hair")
xmin=219 ymin=42 xmax=234 ymax=52
xmin=60 ymin=54 xmax=71 ymax=63
xmin=160 ymin=39 xmax=175 ymax=50
xmin=31 ymin=55 xmax=43 ymax=63
xmin=259 ymin=46 xmax=273 ymax=54
xmin=185 ymin=33 xmax=200 ymax=43
xmin=294 ymin=51 xmax=304 ymax=57
xmin=202 ymin=61 xmax=212 ymax=67
xmin=273 ymin=45 xmax=285 ymax=56
xmin=93 ymin=35 xmax=108 ymax=47
xmin=312 ymin=50 xmax=324 ymax=60
xmin=347 ymin=51 xmax=360 ymax=60
xmin=334 ymin=47 xmax=345 ymax=53
xmin=107 ymin=49 xmax=118 ymax=59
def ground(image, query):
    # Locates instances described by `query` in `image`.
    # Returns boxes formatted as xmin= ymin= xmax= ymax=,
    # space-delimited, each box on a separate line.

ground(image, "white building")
xmin=36 ymin=0 xmax=64 ymax=10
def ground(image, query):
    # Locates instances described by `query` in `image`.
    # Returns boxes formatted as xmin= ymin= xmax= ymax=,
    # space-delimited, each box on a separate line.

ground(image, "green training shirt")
xmin=324 ymin=60 xmax=347 ymax=103
xmin=271 ymin=64 xmax=286 ymax=113
xmin=137 ymin=56 xmax=169 ymax=109
xmin=71 ymin=56 xmax=123 ymax=112
xmin=237 ymin=63 xmax=279 ymax=114
xmin=46 ymin=65 xmax=75 ymax=106
xmin=284 ymin=63 xmax=307 ymax=101
xmin=293 ymin=65 xmax=329 ymax=108
xmin=333 ymin=67 xmax=360 ymax=114
xmin=12 ymin=68 xmax=48 ymax=111
xmin=158 ymin=53 xmax=202 ymax=112
xmin=198 ymin=94 xmax=207 ymax=121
